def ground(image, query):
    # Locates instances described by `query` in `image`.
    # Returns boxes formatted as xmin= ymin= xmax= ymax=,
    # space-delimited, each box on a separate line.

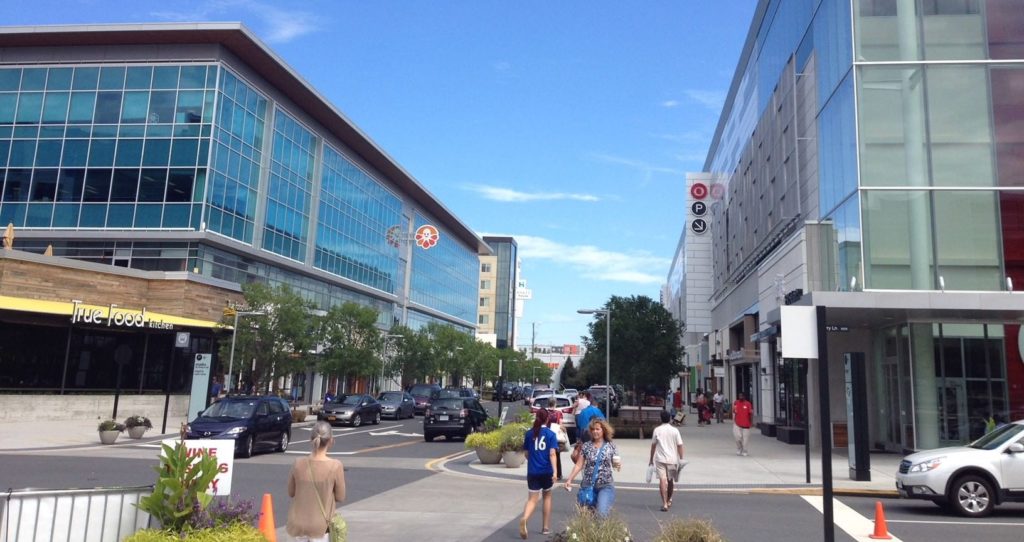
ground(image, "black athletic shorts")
xmin=527 ymin=474 xmax=554 ymax=492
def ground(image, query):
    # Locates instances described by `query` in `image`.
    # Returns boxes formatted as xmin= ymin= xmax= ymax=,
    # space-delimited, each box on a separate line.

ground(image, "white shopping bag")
xmin=645 ymin=463 xmax=656 ymax=484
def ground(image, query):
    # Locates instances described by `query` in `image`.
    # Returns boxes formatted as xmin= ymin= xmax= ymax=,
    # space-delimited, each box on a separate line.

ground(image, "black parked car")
xmin=186 ymin=396 xmax=292 ymax=458
xmin=377 ymin=391 xmax=415 ymax=420
xmin=430 ymin=387 xmax=476 ymax=401
xmin=319 ymin=394 xmax=382 ymax=427
xmin=408 ymin=383 xmax=442 ymax=415
xmin=423 ymin=397 xmax=489 ymax=441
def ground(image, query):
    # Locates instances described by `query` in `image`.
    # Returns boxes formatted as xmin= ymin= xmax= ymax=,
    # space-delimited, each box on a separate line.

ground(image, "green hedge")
xmin=125 ymin=524 xmax=265 ymax=541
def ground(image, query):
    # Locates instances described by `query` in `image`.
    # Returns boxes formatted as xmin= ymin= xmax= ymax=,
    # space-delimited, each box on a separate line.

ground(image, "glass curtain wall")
xmin=409 ymin=211 xmax=478 ymax=325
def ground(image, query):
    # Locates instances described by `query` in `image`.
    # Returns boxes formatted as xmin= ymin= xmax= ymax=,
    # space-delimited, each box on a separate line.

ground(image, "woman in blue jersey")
xmin=519 ymin=409 xmax=558 ymax=539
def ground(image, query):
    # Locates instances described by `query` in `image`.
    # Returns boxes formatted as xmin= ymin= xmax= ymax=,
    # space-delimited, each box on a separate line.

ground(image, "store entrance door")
xmin=938 ymin=380 xmax=968 ymax=446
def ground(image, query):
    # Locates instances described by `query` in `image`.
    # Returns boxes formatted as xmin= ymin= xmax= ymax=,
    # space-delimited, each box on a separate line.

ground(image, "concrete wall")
xmin=0 ymin=394 xmax=190 ymax=424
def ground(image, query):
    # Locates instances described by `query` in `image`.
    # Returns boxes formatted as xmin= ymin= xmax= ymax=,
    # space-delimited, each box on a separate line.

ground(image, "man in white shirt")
xmin=713 ymin=391 xmax=724 ymax=423
xmin=648 ymin=410 xmax=685 ymax=511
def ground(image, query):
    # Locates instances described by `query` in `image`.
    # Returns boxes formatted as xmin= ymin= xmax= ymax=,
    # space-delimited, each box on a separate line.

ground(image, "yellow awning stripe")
xmin=0 ymin=295 xmax=224 ymax=329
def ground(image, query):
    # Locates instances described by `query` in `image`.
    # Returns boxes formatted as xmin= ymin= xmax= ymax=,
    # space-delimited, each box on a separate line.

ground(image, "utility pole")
xmin=531 ymin=322 xmax=536 ymax=361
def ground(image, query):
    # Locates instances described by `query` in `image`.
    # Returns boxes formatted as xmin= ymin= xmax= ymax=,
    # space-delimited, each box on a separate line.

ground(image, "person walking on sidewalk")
xmin=571 ymin=397 xmax=605 ymax=463
xmin=520 ymin=409 xmax=559 ymax=539
xmin=732 ymin=393 xmax=753 ymax=456
xmin=286 ymin=421 xmax=346 ymax=542
xmin=564 ymin=418 xmax=621 ymax=518
xmin=648 ymin=410 xmax=685 ymax=512
xmin=713 ymin=390 xmax=724 ymax=423
xmin=545 ymin=396 xmax=565 ymax=480
xmin=695 ymin=390 xmax=708 ymax=426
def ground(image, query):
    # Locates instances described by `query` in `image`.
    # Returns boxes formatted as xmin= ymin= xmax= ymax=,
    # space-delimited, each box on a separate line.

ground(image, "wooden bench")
xmin=617 ymin=406 xmax=666 ymax=438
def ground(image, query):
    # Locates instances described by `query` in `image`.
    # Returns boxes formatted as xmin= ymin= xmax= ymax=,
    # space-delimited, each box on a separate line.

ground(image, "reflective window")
xmin=206 ymin=68 xmax=265 ymax=243
xmin=857 ymin=66 xmax=928 ymax=187
xmin=862 ymin=190 xmax=934 ymax=289
xmin=925 ymin=66 xmax=994 ymax=187
xmin=818 ymin=74 xmax=857 ymax=216
xmin=315 ymin=144 xmax=402 ymax=293
xmin=933 ymin=191 xmax=1002 ymax=290
xmin=813 ymin=0 xmax=853 ymax=105
xmin=409 ymin=212 xmax=478 ymax=324
xmin=263 ymin=110 xmax=315 ymax=261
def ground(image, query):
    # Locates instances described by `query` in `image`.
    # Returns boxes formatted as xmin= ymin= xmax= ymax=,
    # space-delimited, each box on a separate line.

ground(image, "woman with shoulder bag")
xmin=287 ymin=421 xmax=347 ymax=542
xmin=545 ymin=397 xmax=567 ymax=480
xmin=563 ymin=418 xmax=620 ymax=517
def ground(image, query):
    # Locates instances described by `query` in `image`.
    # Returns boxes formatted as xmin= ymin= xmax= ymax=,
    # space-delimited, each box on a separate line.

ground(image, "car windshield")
xmin=409 ymin=385 xmax=434 ymax=396
xmin=340 ymin=395 xmax=363 ymax=406
xmin=378 ymin=392 xmax=402 ymax=402
xmin=970 ymin=423 xmax=1024 ymax=450
xmin=532 ymin=389 xmax=551 ymax=397
xmin=434 ymin=389 xmax=461 ymax=399
xmin=202 ymin=400 xmax=255 ymax=419
xmin=432 ymin=399 xmax=463 ymax=410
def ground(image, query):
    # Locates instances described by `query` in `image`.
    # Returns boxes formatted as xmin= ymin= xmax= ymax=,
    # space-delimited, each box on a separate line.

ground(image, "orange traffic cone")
xmin=258 ymin=493 xmax=277 ymax=542
xmin=868 ymin=500 xmax=892 ymax=540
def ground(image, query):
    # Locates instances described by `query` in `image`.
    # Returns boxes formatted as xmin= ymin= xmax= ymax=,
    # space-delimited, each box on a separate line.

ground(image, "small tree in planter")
xmin=499 ymin=423 xmax=528 ymax=468
xmin=98 ymin=419 xmax=125 ymax=444
xmin=124 ymin=415 xmax=153 ymax=439
xmin=653 ymin=518 xmax=727 ymax=542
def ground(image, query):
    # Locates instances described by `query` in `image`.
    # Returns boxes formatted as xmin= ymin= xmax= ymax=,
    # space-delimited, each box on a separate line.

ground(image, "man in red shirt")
xmin=732 ymin=393 xmax=753 ymax=456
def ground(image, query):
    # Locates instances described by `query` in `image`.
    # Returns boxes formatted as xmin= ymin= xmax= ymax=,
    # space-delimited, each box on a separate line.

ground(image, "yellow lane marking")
xmin=425 ymin=450 xmax=474 ymax=471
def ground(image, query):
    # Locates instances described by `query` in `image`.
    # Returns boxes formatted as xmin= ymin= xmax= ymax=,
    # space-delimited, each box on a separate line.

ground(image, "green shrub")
xmin=549 ymin=508 xmax=633 ymax=542
xmin=124 ymin=415 xmax=153 ymax=429
xmin=498 ymin=422 xmax=530 ymax=453
xmin=653 ymin=518 xmax=727 ymax=542
xmin=465 ymin=430 xmax=502 ymax=451
xmin=483 ymin=417 xmax=501 ymax=432
xmin=137 ymin=441 xmax=220 ymax=532
xmin=125 ymin=523 xmax=265 ymax=541
xmin=98 ymin=419 xmax=125 ymax=432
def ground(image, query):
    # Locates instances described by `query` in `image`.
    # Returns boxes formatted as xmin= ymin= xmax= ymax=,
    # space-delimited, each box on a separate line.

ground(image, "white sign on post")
xmin=188 ymin=353 xmax=212 ymax=422
xmin=780 ymin=305 xmax=819 ymax=359
xmin=161 ymin=439 xmax=234 ymax=495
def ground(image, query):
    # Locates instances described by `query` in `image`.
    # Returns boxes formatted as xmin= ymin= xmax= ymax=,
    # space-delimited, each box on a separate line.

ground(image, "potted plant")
xmin=124 ymin=415 xmax=153 ymax=439
xmin=464 ymin=429 xmax=502 ymax=465
xmin=499 ymin=423 xmax=528 ymax=468
xmin=98 ymin=419 xmax=125 ymax=444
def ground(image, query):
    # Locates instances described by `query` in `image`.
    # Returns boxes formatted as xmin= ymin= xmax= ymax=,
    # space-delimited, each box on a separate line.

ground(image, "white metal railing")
xmin=1 ymin=485 xmax=153 ymax=542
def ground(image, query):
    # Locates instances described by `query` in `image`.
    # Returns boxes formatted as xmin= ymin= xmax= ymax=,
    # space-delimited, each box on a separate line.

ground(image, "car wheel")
xmin=424 ymin=432 xmax=434 ymax=442
xmin=948 ymin=474 xmax=995 ymax=517
xmin=352 ymin=414 xmax=362 ymax=427
xmin=277 ymin=431 xmax=290 ymax=452
xmin=374 ymin=412 xmax=381 ymax=425
xmin=240 ymin=435 xmax=254 ymax=458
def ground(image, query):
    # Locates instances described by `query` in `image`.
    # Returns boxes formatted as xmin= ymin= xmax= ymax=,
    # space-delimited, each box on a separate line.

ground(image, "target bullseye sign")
xmin=690 ymin=182 xmax=709 ymax=200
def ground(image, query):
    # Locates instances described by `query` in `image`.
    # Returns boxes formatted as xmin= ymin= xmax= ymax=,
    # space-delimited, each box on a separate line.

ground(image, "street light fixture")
xmin=380 ymin=334 xmax=403 ymax=394
xmin=226 ymin=310 xmax=265 ymax=393
xmin=578 ymin=308 xmax=611 ymax=416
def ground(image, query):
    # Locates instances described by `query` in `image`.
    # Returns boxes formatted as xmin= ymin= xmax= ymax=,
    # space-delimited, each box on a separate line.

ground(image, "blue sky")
xmin=1 ymin=1 xmax=757 ymax=346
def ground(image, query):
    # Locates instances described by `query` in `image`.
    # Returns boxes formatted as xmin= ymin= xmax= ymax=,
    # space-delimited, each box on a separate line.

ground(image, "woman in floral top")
xmin=563 ymin=418 xmax=620 ymax=517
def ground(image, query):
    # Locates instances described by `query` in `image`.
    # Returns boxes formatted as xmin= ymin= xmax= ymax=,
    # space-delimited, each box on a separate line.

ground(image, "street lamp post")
xmin=380 ymin=334 xmax=403 ymax=394
xmin=227 ymin=310 xmax=264 ymax=393
xmin=578 ymin=308 xmax=611 ymax=416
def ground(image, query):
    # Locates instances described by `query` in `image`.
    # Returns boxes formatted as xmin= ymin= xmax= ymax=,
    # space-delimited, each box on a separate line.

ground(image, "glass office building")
xmin=670 ymin=0 xmax=1023 ymax=452
xmin=0 ymin=24 xmax=487 ymax=399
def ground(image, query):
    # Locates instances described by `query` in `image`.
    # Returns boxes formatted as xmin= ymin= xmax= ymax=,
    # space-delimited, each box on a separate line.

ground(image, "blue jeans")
xmin=593 ymin=485 xmax=615 ymax=517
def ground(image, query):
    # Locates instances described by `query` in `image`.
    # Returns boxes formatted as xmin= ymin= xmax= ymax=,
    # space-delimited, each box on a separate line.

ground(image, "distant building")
xmin=518 ymin=344 xmax=583 ymax=388
xmin=478 ymin=236 xmax=517 ymax=349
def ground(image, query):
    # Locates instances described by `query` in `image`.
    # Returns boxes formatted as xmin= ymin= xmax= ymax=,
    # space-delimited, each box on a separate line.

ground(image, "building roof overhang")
xmin=0 ymin=23 xmax=490 ymax=255
xmin=790 ymin=290 xmax=1024 ymax=327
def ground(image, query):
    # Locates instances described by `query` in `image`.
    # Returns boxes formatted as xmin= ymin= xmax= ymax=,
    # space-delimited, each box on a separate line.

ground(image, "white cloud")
xmin=464 ymin=184 xmax=600 ymax=203
xmin=684 ymin=89 xmax=726 ymax=111
xmin=661 ymin=100 xmax=679 ymax=108
xmin=588 ymin=153 xmax=684 ymax=183
xmin=489 ymin=234 xmax=670 ymax=285
xmin=151 ymin=0 xmax=319 ymax=43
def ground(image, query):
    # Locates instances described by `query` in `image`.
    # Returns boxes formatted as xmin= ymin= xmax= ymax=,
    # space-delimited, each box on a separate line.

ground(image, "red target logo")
xmin=690 ymin=182 xmax=708 ymax=200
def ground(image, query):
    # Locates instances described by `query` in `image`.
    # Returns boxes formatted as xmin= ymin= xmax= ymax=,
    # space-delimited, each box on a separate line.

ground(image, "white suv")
xmin=895 ymin=420 xmax=1024 ymax=517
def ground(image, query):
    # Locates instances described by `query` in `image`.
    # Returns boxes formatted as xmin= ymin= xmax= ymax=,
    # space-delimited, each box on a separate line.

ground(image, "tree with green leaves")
xmin=559 ymin=357 xmax=578 ymax=389
xmin=316 ymin=301 xmax=382 ymax=383
xmin=219 ymin=282 xmax=319 ymax=392
xmin=389 ymin=326 xmax=435 ymax=387
xmin=578 ymin=295 xmax=683 ymax=405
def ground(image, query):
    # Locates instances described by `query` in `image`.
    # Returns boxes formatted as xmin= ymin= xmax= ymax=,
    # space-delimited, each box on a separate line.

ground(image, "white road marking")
xmin=368 ymin=430 xmax=422 ymax=437
xmin=802 ymin=496 xmax=904 ymax=542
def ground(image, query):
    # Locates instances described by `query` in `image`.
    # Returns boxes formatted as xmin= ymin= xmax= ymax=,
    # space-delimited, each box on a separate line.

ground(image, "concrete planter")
xmin=474 ymin=447 xmax=502 ymax=465
xmin=127 ymin=426 xmax=148 ymax=439
xmin=98 ymin=430 xmax=121 ymax=445
xmin=501 ymin=450 xmax=526 ymax=468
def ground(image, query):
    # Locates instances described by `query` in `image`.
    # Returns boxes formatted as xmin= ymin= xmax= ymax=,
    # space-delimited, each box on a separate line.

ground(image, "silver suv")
xmin=895 ymin=420 xmax=1024 ymax=517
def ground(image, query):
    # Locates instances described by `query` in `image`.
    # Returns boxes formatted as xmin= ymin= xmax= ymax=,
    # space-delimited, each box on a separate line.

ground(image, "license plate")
xmin=438 ymin=415 xmax=449 ymax=421
xmin=327 ymin=416 xmax=336 ymax=421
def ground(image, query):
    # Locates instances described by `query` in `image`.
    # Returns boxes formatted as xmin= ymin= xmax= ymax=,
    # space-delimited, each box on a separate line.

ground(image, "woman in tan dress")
xmin=286 ymin=421 xmax=346 ymax=542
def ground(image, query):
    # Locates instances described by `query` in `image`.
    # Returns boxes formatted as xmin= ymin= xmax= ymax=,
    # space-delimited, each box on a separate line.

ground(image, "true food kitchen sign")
xmin=70 ymin=299 xmax=173 ymax=329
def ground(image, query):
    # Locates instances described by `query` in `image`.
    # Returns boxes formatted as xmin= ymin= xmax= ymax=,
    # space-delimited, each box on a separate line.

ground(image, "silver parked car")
xmin=377 ymin=391 xmax=415 ymax=420
xmin=895 ymin=420 xmax=1024 ymax=517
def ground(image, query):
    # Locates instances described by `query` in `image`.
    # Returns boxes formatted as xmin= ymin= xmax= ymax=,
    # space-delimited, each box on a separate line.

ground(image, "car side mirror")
xmin=1008 ymin=442 xmax=1024 ymax=454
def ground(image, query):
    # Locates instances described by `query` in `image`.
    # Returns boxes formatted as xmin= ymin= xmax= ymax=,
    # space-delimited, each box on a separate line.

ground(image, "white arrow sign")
xmin=368 ymin=430 xmax=422 ymax=437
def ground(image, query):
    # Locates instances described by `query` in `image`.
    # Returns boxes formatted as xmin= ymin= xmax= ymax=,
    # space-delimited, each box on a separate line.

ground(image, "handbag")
xmin=576 ymin=443 xmax=606 ymax=508
xmin=550 ymin=423 xmax=569 ymax=452
xmin=308 ymin=460 xmax=347 ymax=542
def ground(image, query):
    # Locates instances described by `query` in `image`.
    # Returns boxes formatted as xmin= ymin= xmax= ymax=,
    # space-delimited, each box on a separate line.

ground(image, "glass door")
xmin=937 ymin=380 xmax=967 ymax=445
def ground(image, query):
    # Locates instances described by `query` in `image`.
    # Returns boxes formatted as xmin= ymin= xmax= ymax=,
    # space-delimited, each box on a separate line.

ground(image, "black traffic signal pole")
xmin=817 ymin=305 xmax=834 ymax=542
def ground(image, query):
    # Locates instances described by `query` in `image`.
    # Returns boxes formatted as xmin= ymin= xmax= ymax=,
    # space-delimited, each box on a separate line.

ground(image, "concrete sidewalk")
xmin=458 ymin=421 xmax=901 ymax=496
